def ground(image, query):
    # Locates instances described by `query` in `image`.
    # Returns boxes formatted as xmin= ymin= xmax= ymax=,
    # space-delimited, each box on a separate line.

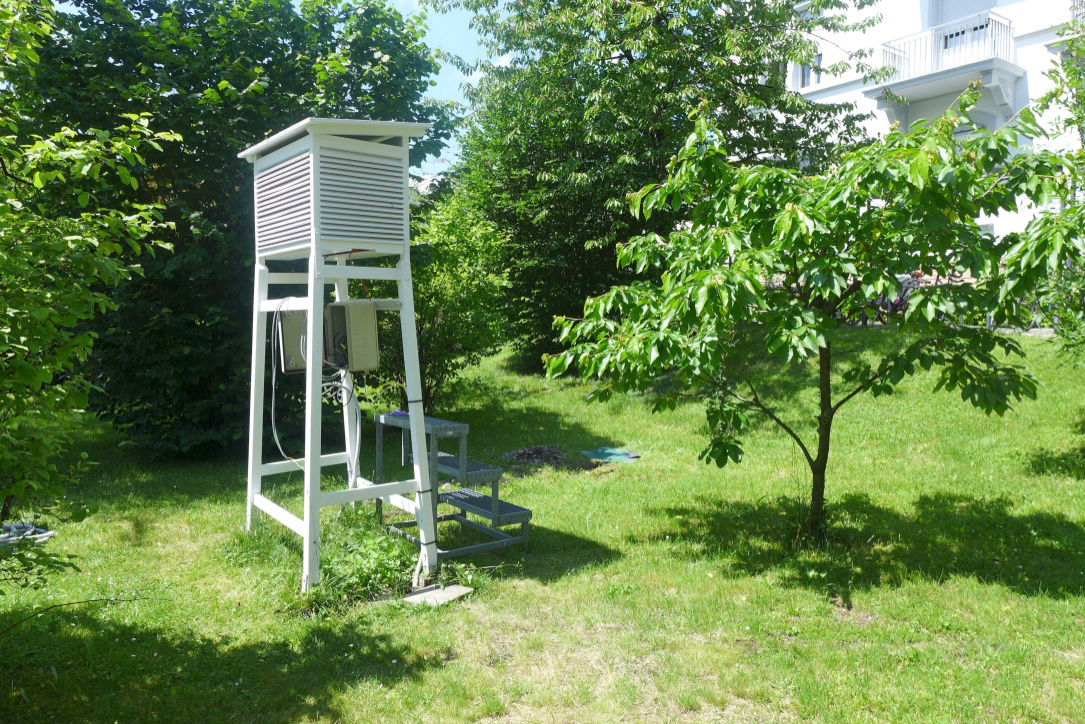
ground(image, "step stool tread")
xmin=440 ymin=488 xmax=533 ymax=525
xmin=409 ymin=451 xmax=504 ymax=483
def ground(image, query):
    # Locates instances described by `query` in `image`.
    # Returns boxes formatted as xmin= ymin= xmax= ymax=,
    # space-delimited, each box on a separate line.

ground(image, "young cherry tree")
xmin=1039 ymin=15 xmax=1085 ymax=360
xmin=549 ymin=89 xmax=1085 ymax=535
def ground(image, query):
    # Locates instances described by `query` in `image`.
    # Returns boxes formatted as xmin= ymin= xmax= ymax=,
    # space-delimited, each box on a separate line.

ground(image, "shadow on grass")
xmin=63 ymin=371 xmax=619 ymax=511
xmin=40 ymin=414 xmax=249 ymax=521
xmin=1 ymin=607 xmax=436 ymax=721
xmin=636 ymin=492 xmax=1085 ymax=603
xmin=498 ymin=348 xmax=549 ymax=376
xmin=431 ymin=522 xmax=621 ymax=584
xmin=1027 ymin=407 xmax=1085 ymax=480
xmin=1028 ymin=446 xmax=1085 ymax=479
xmin=519 ymin=524 xmax=621 ymax=581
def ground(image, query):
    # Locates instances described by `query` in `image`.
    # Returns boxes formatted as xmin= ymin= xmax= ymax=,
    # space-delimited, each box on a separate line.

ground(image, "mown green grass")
xmin=3 ymin=329 xmax=1085 ymax=721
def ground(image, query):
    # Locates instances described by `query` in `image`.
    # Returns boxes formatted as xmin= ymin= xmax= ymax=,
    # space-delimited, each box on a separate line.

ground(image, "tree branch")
xmin=735 ymin=375 xmax=815 ymax=467
xmin=831 ymin=339 xmax=935 ymax=414
xmin=831 ymin=376 xmax=878 ymax=413
xmin=0 ymin=156 xmax=35 ymax=190
xmin=833 ymin=276 xmax=865 ymax=312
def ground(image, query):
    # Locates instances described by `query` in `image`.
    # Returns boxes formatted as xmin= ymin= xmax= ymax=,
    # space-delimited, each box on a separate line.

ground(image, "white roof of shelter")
xmin=237 ymin=117 xmax=431 ymax=163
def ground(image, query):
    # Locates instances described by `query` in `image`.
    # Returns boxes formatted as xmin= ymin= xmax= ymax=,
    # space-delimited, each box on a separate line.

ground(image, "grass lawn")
xmin=3 ymin=329 xmax=1085 ymax=721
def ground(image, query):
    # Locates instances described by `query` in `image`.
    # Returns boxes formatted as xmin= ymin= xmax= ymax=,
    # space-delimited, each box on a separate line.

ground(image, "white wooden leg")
xmin=301 ymin=253 xmax=324 ymax=591
xmin=342 ymin=369 xmax=358 ymax=490
xmin=246 ymin=261 xmax=269 ymax=532
xmin=375 ymin=420 xmax=384 ymax=521
xmin=397 ymin=259 xmax=438 ymax=577
xmin=332 ymin=260 xmax=359 ymax=491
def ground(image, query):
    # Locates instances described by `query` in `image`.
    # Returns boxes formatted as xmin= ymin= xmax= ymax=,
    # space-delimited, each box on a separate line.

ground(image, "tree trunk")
xmin=809 ymin=461 xmax=827 ymax=535
xmin=807 ymin=342 xmax=834 ymax=536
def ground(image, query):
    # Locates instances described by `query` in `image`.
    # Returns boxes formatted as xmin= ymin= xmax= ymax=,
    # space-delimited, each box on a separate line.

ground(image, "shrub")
xmin=227 ymin=507 xmax=489 ymax=615
xmin=0 ymin=0 xmax=178 ymax=586
xmin=376 ymin=192 xmax=508 ymax=410
xmin=87 ymin=228 xmax=252 ymax=454
xmin=0 ymin=113 xmax=176 ymax=574
xmin=279 ymin=510 xmax=417 ymax=614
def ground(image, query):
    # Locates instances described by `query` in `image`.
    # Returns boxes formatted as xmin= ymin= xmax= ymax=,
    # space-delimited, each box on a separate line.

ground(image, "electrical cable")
xmin=269 ymin=294 xmax=368 ymax=492
xmin=412 ymin=550 xmax=425 ymax=590
xmin=320 ymin=372 xmax=362 ymax=487
xmin=270 ymin=299 xmax=303 ymax=470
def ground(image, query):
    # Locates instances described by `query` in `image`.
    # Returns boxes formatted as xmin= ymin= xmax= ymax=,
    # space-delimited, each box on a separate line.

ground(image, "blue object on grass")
xmin=580 ymin=446 xmax=640 ymax=463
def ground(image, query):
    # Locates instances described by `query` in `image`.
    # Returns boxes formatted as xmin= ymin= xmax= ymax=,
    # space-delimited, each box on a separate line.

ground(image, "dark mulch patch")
xmin=500 ymin=445 xmax=599 ymax=474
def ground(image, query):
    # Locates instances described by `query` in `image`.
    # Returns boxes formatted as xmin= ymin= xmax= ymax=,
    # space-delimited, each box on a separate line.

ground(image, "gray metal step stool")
xmin=374 ymin=412 xmax=531 ymax=558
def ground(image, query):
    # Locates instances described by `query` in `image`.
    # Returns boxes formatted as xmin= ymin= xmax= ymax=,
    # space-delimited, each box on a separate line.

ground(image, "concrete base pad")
xmin=402 ymin=584 xmax=473 ymax=606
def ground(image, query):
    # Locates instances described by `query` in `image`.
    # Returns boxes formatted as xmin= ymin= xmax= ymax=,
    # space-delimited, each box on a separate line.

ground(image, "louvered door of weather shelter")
xmin=239 ymin=119 xmax=438 ymax=591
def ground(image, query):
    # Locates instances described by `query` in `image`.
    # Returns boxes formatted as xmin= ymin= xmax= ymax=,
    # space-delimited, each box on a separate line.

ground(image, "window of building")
xmin=942 ymin=18 xmax=990 ymax=49
xmin=799 ymin=53 xmax=822 ymax=88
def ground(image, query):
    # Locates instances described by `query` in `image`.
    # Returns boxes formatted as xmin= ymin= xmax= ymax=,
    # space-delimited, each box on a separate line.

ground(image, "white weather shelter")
xmin=239 ymin=118 xmax=438 ymax=591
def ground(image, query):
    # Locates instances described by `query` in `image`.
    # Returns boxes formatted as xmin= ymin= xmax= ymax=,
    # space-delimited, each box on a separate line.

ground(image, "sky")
xmin=388 ymin=1 xmax=489 ymax=173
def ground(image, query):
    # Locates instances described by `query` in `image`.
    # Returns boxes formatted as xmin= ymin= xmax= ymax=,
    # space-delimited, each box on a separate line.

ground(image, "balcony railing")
xmin=882 ymin=12 xmax=1014 ymax=85
xmin=1074 ymin=0 xmax=1084 ymax=22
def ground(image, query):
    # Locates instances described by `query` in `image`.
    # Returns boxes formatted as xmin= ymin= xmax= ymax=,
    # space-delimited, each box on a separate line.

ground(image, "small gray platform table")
xmin=374 ymin=412 xmax=474 ymax=487
xmin=373 ymin=411 xmax=530 ymax=558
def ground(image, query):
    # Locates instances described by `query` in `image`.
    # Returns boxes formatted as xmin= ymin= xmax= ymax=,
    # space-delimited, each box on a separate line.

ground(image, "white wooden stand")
xmin=239 ymin=119 xmax=439 ymax=591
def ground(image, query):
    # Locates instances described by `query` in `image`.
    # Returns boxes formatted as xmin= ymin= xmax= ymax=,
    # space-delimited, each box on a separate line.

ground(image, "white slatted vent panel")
xmin=317 ymin=147 xmax=405 ymax=248
xmin=255 ymin=152 xmax=312 ymax=254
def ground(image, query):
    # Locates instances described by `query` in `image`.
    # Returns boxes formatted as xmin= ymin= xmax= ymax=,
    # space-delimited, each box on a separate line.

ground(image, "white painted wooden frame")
xmin=240 ymin=119 xmax=437 ymax=591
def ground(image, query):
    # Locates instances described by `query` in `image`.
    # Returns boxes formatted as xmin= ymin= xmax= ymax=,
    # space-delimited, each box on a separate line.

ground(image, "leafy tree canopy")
xmin=431 ymin=0 xmax=884 ymax=358
xmin=1038 ymin=15 xmax=1085 ymax=361
xmin=550 ymin=88 xmax=1084 ymax=534
xmin=10 ymin=0 xmax=455 ymax=453
xmin=0 ymin=0 xmax=178 ymax=585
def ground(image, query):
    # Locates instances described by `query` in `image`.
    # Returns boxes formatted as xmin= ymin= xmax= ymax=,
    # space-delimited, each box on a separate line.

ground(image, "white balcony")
xmin=865 ymin=11 xmax=1025 ymax=123
xmin=882 ymin=12 xmax=1015 ymax=85
xmin=1075 ymin=0 xmax=1084 ymax=23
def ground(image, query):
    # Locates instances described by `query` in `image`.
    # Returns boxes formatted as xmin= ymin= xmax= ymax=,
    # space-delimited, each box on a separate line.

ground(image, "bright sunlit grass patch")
xmin=3 ymin=329 xmax=1085 ymax=721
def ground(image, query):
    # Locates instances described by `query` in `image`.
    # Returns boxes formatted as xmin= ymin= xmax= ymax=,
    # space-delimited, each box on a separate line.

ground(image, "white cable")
xmin=270 ymin=299 xmax=303 ymax=470
xmin=345 ymin=370 xmax=362 ymax=487
xmin=270 ymin=293 xmax=366 ymax=490
xmin=320 ymin=373 xmax=363 ymax=489
xmin=412 ymin=550 xmax=425 ymax=590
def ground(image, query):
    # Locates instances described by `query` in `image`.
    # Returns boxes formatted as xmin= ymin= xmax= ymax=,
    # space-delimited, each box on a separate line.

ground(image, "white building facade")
xmin=795 ymin=0 xmax=1083 ymax=237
